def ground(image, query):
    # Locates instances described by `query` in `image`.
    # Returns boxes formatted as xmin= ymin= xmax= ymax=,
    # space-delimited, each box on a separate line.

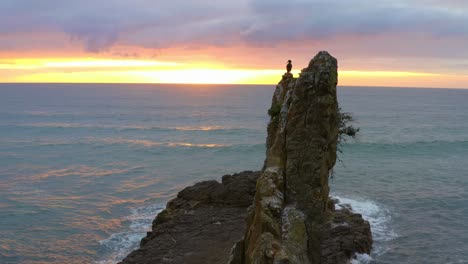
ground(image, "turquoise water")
xmin=0 ymin=84 xmax=467 ymax=263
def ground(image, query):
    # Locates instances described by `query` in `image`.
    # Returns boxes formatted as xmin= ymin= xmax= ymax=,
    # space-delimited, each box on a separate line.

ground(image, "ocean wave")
xmin=0 ymin=152 xmax=20 ymax=158
xmin=95 ymin=138 xmax=231 ymax=148
xmin=342 ymin=139 xmax=468 ymax=155
xmin=9 ymin=123 xmax=257 ymax=133
xmin=13 ymin=123 xmax=160 ymax=130
xmin=346 ymin=139 xmax=468 ymax=146
xmin=1 ymin=137 xmax=263 ymax=150
xmin=0 ymin=111 xmax=74 ymax=117
xmin=169 ymin=125 xmax=248 ymax=131
xmin=333 ymin=195 xmax=398 ymax=263
xmin=350 ymin=253 xmax=373 ymax=264
xmin=96 ymin=203 xmax=165 ymax=264
xmin=28 ymin=165 xmax=143 ymax=181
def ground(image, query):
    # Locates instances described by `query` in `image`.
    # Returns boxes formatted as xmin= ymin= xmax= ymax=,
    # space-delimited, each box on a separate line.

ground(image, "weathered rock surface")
xmin=118 ymin=171 xmax=260 ymax=264
xmin=119 ymin=51 xmax=372 ymax=264
xmin=318 ymin=201 xmax=373 ymax=264
xmin=236 ymin=51 xmax=372 ymax=264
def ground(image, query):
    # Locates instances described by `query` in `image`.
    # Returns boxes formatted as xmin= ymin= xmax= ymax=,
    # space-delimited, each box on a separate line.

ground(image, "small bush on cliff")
xmin=332 ymin=108 xmax=359 ymax=178
xmin=268 ymin=103 xmax=282 ymax=118
xmin=338 ymin=108 xmax=359 ymax=142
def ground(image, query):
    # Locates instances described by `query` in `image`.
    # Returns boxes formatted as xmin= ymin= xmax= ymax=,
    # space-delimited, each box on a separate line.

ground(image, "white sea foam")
xmin=96 ymin=203 xmax=165 ymax=264
xmin=350 ymin=253 xmax=373 ymax=264
xmin=333 ymin=195 xmax=398 ymax=263
xmin=97 ymin=196 xmax=393 ymax=263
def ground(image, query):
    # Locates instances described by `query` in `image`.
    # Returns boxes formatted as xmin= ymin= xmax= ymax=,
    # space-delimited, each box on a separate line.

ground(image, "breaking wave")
xmin=333 ymin=195 xmax=398 ymax=264
xmin=96 ymin=203 xmax=165 ymax=264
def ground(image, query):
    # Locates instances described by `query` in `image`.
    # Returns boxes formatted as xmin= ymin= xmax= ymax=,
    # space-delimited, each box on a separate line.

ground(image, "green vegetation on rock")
xmin=268 ymin=103 xmax=281 ymax=118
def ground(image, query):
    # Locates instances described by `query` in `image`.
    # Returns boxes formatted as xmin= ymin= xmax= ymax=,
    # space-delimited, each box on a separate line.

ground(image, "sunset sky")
xmin=1 ymin=0 xmax=468 ymax=88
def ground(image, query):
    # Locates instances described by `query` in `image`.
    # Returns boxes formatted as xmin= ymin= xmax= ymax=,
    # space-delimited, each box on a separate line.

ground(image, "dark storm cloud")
xmin=0 ymin=0 xmax=467 ymax=52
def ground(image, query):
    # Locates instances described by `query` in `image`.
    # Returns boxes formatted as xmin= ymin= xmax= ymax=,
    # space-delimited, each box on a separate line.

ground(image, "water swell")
xmin=5 ymin=123 xmax=259 ymax=133
xmin=347 ymin=139 xmax=468 ymax=146
xmin=333 ymin=195 xmax=398 ymax=263
xmin=1 ymin=137 xmax=265 ymax=151
xmin=344 ymin=139 xmax=468 ymax=155
xmin=96 ymin=203 xmax=165 ymax=264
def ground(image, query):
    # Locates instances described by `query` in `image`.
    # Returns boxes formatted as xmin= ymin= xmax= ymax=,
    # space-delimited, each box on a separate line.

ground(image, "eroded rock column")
xmin=241 ymin=51 xmax=339 ymax=264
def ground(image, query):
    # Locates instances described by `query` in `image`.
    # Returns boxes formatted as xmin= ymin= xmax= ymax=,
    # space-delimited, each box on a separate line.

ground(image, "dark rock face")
xmin=319 ymin=201 xmax=373 ymax=264
xmin=119 ymin=51 xmax=372 ymax=264
xmin=237 ymin=51 xmax=372 ymax=264
xmin=118 ymin=171 xmax=260 ymax=264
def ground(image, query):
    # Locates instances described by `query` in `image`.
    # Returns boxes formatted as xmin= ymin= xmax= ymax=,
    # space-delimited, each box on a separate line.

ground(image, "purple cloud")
xmin=244 ymin=0 xmax=468 ymax=42
xmin=0 ymin=0 xmax=467 ymax=58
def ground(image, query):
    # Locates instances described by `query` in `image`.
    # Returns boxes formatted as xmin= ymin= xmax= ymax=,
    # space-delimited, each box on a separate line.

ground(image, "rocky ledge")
xmin=120 ymin=51 xmax=372 ymax=264
xmin=119 ymin=172 xmax=370 ymax=264
xmin=119 ymin=171 xmax=260 ymax=264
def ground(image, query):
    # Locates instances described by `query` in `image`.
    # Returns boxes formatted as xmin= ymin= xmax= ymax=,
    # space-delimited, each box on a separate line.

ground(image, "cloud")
xmin=244 ymin=0 xmax=468 ymax=43
xmin=0 ymin=0 xmax=467 ymax=56
xmin=0 ymin=0 xmax=251 ymax=52
xmin=0 ymin=1 xmax=158 ymax=51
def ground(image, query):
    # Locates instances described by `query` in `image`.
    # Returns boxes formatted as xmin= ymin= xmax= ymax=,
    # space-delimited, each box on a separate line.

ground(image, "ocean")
xmin=0 ymin=83 xmax=467 ymax=264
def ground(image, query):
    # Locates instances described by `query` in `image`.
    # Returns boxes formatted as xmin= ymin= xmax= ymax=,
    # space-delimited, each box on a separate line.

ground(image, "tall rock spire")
xmin=119 ymin=51 xmax=371 ymax=264
xmin=240 ymin=51 xmax=342 ymax=263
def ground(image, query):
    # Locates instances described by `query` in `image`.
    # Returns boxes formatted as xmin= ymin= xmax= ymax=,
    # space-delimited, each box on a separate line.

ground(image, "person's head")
xmin=288 ymin=60 xmax=292 ymax=63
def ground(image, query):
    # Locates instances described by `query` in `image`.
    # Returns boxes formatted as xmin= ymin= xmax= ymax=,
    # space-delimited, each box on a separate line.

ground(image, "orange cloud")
xmin=1 ymin=40 xmax=467 ymax=88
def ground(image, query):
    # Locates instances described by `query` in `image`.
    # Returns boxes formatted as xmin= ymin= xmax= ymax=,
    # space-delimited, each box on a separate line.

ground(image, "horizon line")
xmin=0 ymin=82 xmax=467 ymax=90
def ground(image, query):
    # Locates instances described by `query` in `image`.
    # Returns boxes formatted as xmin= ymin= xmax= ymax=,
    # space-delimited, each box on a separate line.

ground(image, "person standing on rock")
xmin=286 ymin=60 xmax=292 ymax=73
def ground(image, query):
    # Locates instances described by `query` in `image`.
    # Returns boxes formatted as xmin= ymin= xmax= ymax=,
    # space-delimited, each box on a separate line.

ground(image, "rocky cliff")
xmin=119 ymin=51 xmax=372 ymax=264
xmin=119 ymin=171 xmax=260 ymax=264
xmin=231 ymin=51 xmax=371 ymax=264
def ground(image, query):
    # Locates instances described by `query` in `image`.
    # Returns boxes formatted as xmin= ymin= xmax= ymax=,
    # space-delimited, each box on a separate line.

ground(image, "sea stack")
xmin=119 ymin=52 xmax=372 ymax=264
xmin=232 ymin=51 xmax=372 ymax=264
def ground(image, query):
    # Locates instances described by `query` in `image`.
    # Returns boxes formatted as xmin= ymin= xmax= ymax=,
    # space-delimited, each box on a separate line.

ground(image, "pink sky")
xmin=1 ymin=0 xmax=468 ymax=87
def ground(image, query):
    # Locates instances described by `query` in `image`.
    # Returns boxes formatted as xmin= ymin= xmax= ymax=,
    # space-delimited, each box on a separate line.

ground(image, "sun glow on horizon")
xmin=1 ymin=57 xmax=467 ymax=88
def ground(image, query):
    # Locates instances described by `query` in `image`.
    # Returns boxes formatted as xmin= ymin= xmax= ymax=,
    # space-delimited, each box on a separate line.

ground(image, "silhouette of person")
xmin=286 ymin=60 xmax=292 ymax=73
